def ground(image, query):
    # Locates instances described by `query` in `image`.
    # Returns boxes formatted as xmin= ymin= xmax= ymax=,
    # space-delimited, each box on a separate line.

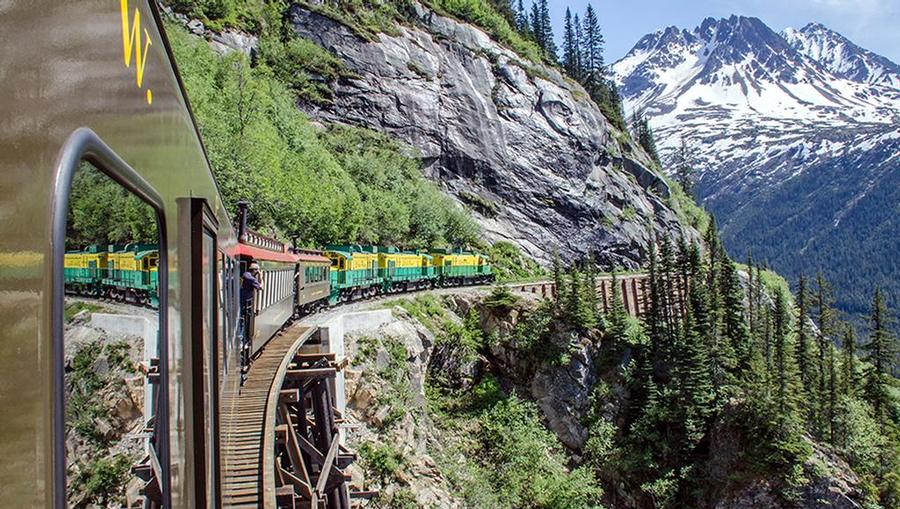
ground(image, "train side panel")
xmin=0 ymin=1 xmax=240 ymax=506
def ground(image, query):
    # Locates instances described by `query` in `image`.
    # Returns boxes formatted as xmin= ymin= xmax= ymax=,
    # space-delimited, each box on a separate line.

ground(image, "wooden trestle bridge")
xmin=221 ymin=323 xmax=373 ymax=509
xmin=218 ymin=275 xmax=650 ymax=509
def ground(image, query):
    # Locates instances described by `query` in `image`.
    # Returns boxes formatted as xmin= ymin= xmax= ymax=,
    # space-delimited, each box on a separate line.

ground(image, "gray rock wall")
xmin=289 ymin=4 xmax=693 ymax=267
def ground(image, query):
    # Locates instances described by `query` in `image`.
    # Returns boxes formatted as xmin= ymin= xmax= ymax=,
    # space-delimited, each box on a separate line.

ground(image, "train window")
xmin=202 ymin=230 xmax=219 ymax=508
xmin=60 ymin=158 xmax=166 ymax=507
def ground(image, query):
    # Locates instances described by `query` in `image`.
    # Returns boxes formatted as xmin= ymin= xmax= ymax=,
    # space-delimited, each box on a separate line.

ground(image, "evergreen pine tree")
xmin=646 ymin=236 xmax=664 ymax=364
xmin=676 ymin=303 xmax=714 ymax=445
xmin=827 ymin=343 xmax=837 ymax=444
xmin=562 ymin=8 xmax=578 ymax=76
xmin=703 ymin=220 xmax=722 ymax=344
xmin=813 ymin=271 xmax=836 ymax=438
xmin=529 ymin=1 xmax=542 ymax=47
xmin=630 ymin=110 xmax=661 ymax=164
xmin=516 ymin=0 xmax=529 ymax=35
xmin=580 ymin=5 xmax=604 ymax=96
xmin=672 ymin=136 xmax=696 ymax=196
xmin=840 ymin=324 xmax=857 ymax=397
xmin=795 ymin=275 xmax=813 ymax=395
xmin=747 ymin=254 xmax=756 ymax=339
xmin=720 ymin=258 xmax=751 ymax=376
xmin=573 ymin=13 xmax=583 ymax=80
xmin=607 ymin=271 xmax=629 ymax=346
xmin=566 ymin=265 xmax=584 ymax=329
xmin=552 ymin=250 xmax=566 ymax=309
xmin=659 ymin=236 xmax=679 ymax=346
xmin=538 ymin=0 xmax=557 ymax=59
xmin=763 ymin=298 xmax=773 ymax=383
xmin=772 ymin=289 xmax=800 ymax=415
xmin=584 ymin=255 xmax=599 ymax=328
xmin=862 ymin=287 xmax=897 ymax=429
xmin=491 ymin=0 xmax=519 ymax=28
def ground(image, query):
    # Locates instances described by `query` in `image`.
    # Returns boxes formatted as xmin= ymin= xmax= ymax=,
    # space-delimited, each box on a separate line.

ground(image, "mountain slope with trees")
xmin=611 ymin=15 xmax=900 ymax=326
xmin=342 ymin=224 xmax=899 ymax=508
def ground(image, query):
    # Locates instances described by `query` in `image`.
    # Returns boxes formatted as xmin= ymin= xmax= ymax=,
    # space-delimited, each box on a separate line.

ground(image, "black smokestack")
xmin=237 ymin=201 xmax=250 ymax=241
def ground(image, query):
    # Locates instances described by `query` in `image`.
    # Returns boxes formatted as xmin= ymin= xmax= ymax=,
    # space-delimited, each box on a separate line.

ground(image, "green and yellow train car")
xmin=325 ymin=245 xmax=382 ymax=303
xmin=103 ymin=243 xmax=159 ymax=306
xmin=379 ymin=247 xmax=434 ymax=292
xmin=63 ymin=246 xmax=108 ymax=297
xmin=431 ymin=249 xmax=494 ymax=285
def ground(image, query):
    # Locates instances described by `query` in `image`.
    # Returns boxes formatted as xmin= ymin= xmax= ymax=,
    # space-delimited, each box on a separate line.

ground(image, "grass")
xmin=385 ymin=294 xmax=448 ymax=331
xmin=64 ymin=301 xmax=104 ymax=323
xmin=293 ymin=0 xmax=410 ymax=41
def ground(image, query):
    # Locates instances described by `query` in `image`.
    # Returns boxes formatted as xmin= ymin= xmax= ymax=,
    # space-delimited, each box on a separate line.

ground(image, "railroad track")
xmin=221 ymin=323 xmax=315 ymax=508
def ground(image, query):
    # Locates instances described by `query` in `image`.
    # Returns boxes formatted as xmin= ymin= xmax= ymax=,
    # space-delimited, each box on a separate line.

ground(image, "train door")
xmin=179 ymin=198 xmax=221 ymax=508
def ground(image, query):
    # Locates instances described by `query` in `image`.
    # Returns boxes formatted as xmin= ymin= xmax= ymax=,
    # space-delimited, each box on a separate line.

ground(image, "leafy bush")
xmin=68 ymin=162 xmax=157 ymax=248
xmin=487 ymin=241 xmax=546 ymax=282
xmin=358 ymin=441 xmax=407 ymax=484
xmin=64 ymin=301 xmax=104 ymax=323
xmin=478 ymin=396 xmax=604 ymax=508
xmin=74 ymin=454 xmax=134 ymax=506
xmin=257 ymin=30 xmax=351 ymax=104
xmin=166 ymin=0 xmax=267 ymax=32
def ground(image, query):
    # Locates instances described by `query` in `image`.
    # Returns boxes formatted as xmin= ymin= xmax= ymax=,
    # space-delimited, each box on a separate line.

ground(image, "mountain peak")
xmin=782 ymin=23 xmax=900 ymax=86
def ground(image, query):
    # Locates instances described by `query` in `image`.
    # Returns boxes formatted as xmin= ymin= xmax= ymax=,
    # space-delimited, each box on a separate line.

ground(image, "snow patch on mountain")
xmin=612 ymin=16 xmax=900 ymax=319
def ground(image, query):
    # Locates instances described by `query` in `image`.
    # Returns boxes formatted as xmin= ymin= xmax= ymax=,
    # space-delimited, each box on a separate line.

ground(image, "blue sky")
xmin=547 ymin=0 xmax=900 ymax=63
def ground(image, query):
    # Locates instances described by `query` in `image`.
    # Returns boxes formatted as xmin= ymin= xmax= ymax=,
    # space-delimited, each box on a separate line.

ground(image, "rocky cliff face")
xmin=288 ymin=3 xmax=692 ymax=267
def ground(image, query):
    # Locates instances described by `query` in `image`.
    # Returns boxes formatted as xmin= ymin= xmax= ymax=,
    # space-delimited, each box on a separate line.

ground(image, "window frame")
xmin=50 ymin=128 xmax=171 ymax=508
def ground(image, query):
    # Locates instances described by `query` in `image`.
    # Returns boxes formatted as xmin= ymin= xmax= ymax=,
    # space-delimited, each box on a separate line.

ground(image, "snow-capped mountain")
xmin=613 ymin=16 xmax=900 ymax=319
xmin=783 ymin=23 xmax=900 ymax=88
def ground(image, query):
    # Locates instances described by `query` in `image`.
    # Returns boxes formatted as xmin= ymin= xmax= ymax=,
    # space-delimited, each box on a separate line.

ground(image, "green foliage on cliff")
xmin=429 ymin=377 xmax=605 ymax=509
xmin=486 ymin=241 xmax=546 ymax=282
xmin=423 ymin=0 xmax=546 ymax=62
xmin=165 ymin=0 xmax=268 ymax=32
xmin=167 ymin=21 xmax=478 ymax=248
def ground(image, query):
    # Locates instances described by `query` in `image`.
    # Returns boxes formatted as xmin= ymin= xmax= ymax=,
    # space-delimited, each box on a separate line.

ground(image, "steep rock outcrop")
xmin=289 ymin=4 xmax=692 ymax=267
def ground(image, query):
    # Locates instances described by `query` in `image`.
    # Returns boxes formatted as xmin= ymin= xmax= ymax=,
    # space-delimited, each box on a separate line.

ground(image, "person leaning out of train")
xmin=241 ymin=262 xmax=263 ymax=309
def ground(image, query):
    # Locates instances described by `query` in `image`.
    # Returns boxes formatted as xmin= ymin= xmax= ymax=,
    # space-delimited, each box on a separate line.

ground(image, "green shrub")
xmin=74 ymin=454 xmax=134 ymax=506
xmin=483 ymin=285 xmax=519 ymax=310
xmin=358 ymin=441 xmax=407 ymax=483
xmin=478 ymin=396 xmax=604 ymax=508
xmin=486 ymin=241 xmax=545 ymax=282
